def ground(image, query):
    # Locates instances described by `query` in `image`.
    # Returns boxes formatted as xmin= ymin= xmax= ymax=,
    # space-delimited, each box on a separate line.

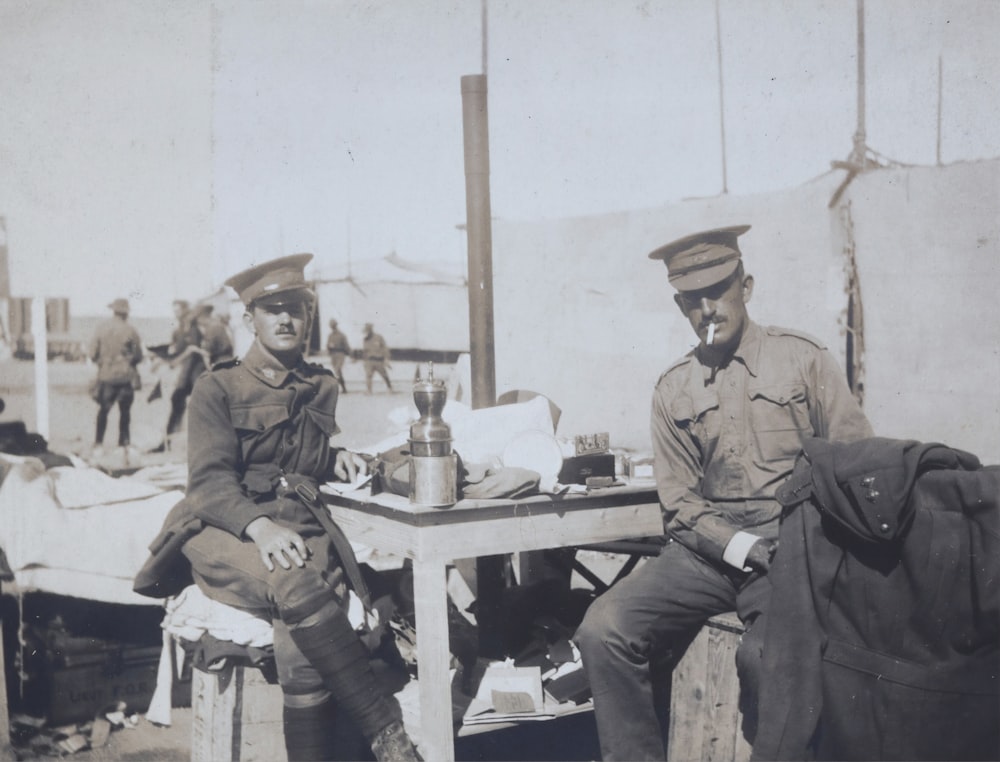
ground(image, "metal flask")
xmin=409 ymin=364 xmax=457 ymax=507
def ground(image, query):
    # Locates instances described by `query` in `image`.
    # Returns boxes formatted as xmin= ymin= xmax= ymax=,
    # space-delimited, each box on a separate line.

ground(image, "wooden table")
xmin=324 ymin=482 xmax=662 ymax=762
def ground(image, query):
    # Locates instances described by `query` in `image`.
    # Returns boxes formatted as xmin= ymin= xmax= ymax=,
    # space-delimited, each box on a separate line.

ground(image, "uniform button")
xmin=879 ymin=522 xmax=890 ymax=533
xmin=257 ymin=424 xmax=265 ymax=431
xmin=287 ymin=438 xmax=295 ymax=446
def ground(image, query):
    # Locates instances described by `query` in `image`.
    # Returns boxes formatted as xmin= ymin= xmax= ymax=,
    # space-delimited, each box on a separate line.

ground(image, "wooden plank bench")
xmin=668 ymin=612 xmax=752 ymax=762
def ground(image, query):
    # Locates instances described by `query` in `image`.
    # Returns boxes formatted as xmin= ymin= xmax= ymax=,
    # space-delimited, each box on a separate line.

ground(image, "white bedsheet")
xmin=0 ymin=454 xmax=182 ymax=605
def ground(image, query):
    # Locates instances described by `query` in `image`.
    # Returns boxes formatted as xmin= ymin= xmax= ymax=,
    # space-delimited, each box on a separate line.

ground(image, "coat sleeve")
xmin=805 ymin=347 xmax=873 ymax=443
xmin=651 ymin=377 xmax=739 ymax=562
xmin=185 ymin=373 xmax=268 ymax=537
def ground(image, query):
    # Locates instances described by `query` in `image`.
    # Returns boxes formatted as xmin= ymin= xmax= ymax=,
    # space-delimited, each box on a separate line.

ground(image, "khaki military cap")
xmin=225 ymin=253 xmax=314 ymax=305
xmin=648 ymin=225 xmax=750 ymax=291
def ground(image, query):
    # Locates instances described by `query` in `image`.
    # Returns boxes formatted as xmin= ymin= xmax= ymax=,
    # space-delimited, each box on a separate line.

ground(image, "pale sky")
xmin=1 ymin=0 xmax=998 ymax=317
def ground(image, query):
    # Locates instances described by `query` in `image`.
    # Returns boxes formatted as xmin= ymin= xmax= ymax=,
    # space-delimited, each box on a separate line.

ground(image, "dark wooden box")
xmin=25 ymin=640 xmax=189 ymax=725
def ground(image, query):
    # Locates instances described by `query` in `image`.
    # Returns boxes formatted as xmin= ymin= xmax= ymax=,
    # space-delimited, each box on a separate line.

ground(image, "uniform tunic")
xmin=89 ymin=316 xmax=143 ymax=384
xmin=576 ymin=320 xmax=873 ymax=761
xmin=652 ymin=320 xmax=873 ymax=563
xmin=180 ymin=340 xmax=344 ymax=616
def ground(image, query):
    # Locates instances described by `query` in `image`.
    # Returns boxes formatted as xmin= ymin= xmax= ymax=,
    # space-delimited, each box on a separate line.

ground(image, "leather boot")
xmin=370 ymin=720 xmax=420 ymax=761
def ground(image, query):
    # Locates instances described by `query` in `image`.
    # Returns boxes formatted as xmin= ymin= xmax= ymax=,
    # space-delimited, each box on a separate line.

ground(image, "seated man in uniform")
xmin=135 ymin=254 xmax=419 ymax=761
xmin=575 ymin=225 xmax=873 ymax=760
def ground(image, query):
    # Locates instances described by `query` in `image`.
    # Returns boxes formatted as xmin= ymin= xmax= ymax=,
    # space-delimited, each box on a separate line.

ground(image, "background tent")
xmin=313 ymin=252 xmax=468 ymax=360
xmin=491 ymin=159 xmax=1000 ymax=464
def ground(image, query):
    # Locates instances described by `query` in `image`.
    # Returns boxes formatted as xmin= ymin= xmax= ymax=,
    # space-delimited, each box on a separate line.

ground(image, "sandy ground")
xmin=0 ymin=356 xmax=627 ymax=761
xmin=0 ymin=354 xmax=420 ymax=458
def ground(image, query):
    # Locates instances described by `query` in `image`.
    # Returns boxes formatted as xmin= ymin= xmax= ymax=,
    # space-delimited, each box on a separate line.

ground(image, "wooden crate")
xmin=668 ymin=612 xmax=752 ymax=762
xmin=191 ymin=665 xmax=287 ymax=762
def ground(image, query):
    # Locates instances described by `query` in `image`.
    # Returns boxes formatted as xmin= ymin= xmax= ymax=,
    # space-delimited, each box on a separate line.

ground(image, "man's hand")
xmin=745 ymin=539 xmax=778 ymax=574
xmin=333 ymin=449 xmax=369 ymax=483
xmin=244 ymin=516 xmax=308 ymax=572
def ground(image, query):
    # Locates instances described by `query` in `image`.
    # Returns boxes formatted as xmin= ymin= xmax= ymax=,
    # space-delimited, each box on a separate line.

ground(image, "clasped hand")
xmin=745 ymin=539 xmax=779 ymax=573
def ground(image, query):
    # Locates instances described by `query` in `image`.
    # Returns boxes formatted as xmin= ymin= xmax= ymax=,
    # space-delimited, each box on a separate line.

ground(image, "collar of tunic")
xmin=242 ymin=341 xmax=311 ymax=387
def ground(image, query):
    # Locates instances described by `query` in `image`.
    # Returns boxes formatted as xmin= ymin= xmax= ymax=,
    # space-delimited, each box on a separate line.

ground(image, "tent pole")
xmin=31 ymin=297 xmax=50 ymax=439
xmin=461 ymin=72 xmax=507 ymax=659
xmin=460 ymin=74 xmax=496 ymax=410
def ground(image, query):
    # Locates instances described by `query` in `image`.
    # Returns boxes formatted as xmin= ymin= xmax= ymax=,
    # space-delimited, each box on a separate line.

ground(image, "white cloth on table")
xmin=362 ymin=395 xmax=557 ymax=465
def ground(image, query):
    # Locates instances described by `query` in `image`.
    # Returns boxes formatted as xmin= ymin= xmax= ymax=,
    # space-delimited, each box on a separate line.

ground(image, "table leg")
xmin=412 ymin=558 xmax=454 ymax=762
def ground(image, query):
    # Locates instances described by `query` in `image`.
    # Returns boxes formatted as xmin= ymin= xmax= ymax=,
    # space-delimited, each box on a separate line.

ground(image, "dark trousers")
xmin=363 ymin=359 xmax=392 ymax=393
xmin=574 ymin=539 xmax=771 ymax=761
xmin=166 ymin=385 xmax=190 ymax=435
xmin=94 ymin=381 xmax=134 ymax=446
xmin=330 ymin=353 xmax=348 ymax=393
xmin=182 ymin=502 xmax=400 ymax=744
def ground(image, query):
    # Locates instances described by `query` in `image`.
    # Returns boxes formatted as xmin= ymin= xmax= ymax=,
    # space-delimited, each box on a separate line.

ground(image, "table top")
xmin=322 ymin=479 xmax=659 ymax=528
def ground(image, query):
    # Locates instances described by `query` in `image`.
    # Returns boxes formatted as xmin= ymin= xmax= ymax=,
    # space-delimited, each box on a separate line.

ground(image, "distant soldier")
xmin=361 ymin=322 xmax=392 ymax=394
xmin=88 ymin=298 xmax=143 ymax=456
xmin=149 ymin=298 xmax=204 ymax=453
xmin=193 ymin=304 xmax=236 ymax=367
xmin=326 ymin=318 xmax=350 ymax=393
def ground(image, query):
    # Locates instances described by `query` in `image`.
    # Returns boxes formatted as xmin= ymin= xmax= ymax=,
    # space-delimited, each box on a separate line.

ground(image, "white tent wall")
xmin=847 ymin=159 xmax=1000 ymax=464
xmin=492 ymin=160 xmax=999 ymax=459
xmin=492 ymin=173 xmax=851 ymax=452
xmin=313 ymin=279 xmax=470 ymax=356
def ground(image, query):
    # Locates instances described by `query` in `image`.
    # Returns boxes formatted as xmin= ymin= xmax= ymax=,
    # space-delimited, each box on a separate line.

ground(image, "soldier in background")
xmin=361 ymin=322 xmax=393 ymax=394
xmin=192 ymin=303 xmax=235 ymax=367
xmin=88 ymin=297 xmax=143 ymax=457
xmin=149 ymin=299 xmax=204 ymax=453
xmin=326 ymin=318 xmax=350 ymax=393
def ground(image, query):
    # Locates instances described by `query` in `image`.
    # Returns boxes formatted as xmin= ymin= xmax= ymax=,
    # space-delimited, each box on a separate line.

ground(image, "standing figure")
xmin=88 ymin=298 xmax=143 ymax=456
xmin=361 ymin=322 xmax=393 ymax=394
xmin=192 ymin=303 xmax=235 ymax=367
xmin=574 ymin=225 xmax=874 ymax=760
xmin=134 ymin=254 xmax=419 ymax=761
xmin=326 ymin=318 xmax=351 ymax=393
xmin=149 ymin=299 xmax=205 ymax=453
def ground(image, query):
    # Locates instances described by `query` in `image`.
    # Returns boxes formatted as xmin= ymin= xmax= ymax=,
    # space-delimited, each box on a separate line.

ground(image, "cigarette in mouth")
xmin=706 ymin=323 xmax=716 ymax=345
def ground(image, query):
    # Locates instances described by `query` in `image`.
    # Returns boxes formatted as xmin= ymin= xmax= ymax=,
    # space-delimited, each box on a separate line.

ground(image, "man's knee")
xmin=575 ymin=591 xmax=630 ymax=656
xmin=271 ymin=568 xmax=344 ymax=625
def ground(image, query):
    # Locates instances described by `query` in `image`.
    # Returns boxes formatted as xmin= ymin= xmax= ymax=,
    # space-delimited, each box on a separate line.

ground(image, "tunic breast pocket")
xmin=670 ymin=392 xmax=720 ymax=452
xmin=231 ymin=404 xmax=290 ymax=456
xmin=304 ymin=405 xmax=341 ymax=438
xmin=747 ymin=383 xmax=811 ymax=463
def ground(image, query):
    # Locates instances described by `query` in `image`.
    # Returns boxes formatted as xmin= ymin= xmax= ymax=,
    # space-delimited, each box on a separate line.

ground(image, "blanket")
xmin=0 ymin=454 xmax=183 ymax=605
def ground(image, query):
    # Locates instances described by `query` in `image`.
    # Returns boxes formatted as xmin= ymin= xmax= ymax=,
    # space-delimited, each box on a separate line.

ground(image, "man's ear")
xmin=742 ymin=274 xmax=754 ymax=304
xmin=242 ymin=310 xmax=255 ymax=335
xmin=673 ymin=292 xmax=686 ymax=314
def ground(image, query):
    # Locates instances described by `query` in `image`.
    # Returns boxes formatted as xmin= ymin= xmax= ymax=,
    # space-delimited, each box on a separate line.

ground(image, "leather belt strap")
xmin=286 ymin=479 xmax=372 ymax=611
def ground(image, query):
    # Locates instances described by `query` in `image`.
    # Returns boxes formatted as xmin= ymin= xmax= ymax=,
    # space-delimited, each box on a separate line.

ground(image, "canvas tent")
xmin=313 ymin=252 xmax=468 ymax=359
xmin=491 ymin=158 xmax=1000 ymax=464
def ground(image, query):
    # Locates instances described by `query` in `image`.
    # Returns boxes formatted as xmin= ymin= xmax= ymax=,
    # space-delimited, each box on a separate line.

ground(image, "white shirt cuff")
xmin=723 ymin=531 xmax=761 ymax=571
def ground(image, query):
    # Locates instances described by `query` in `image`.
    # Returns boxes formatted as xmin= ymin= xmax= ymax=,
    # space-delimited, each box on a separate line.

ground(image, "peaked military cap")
xmin=225 ymin=253 xmax=314 ymax=305
xmin=648 ymin=224 xmax=751 ymax=291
